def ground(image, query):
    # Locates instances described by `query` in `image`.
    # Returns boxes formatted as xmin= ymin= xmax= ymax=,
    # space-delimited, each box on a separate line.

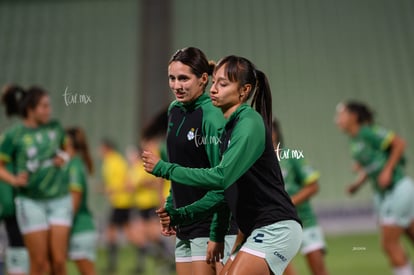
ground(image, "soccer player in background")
xmin=65 ymin=127 xmax=97 ymax=275
xmin=99 ymin=139 xmax=134 ymax=273
xmin=0 ymin=84 xmax=29 ymax=275
xmin=0 ymin=86 xmax=71 ymax=275
xmin=336 ymin=101 xmax=414 ymax=275
xmin=271 ymin=119 xmax=329 ymax=275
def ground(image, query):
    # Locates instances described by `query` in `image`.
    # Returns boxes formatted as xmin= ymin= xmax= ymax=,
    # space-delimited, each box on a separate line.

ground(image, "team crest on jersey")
xmin=48 ymin=130 xmax=56 ymax=141
xmin=35 ymin=133 xmax=43 ymax=143
xmin=27 ymin=146 xmax=37 ymax=158
xmin=26 ymin=159 xmax=39 ymax=172
xmin=187 ymin=128 xmax=195 ymax=141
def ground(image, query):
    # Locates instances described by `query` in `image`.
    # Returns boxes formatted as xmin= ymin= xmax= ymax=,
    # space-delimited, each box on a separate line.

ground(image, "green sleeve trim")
xmin=380 ymin=132 xmax=395 ymax=151
xmin=303 ymin=172 xmax=320 ymax=185
xmin=70 ymin=185 xmax=83 ymax=192
xmin=0 ymin=153 xmax=11 ymax=163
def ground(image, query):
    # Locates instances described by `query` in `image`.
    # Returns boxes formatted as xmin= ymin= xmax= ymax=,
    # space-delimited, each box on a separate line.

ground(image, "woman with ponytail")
xmin=65 ymin=127 xmax=97 ymax=275
xmin=0 ymin=85 xmax=71 ymax=275
xmin=143 ymin=55 xmax=302 ymax=275
xmin=0 ymin=85 xmax=29 ymax=275
xmin=336 ymin=101 xmax=414 ymax=275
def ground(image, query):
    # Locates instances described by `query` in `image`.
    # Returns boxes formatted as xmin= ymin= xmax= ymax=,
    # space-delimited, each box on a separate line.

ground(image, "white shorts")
xmin=69 ymin=231 xmax=98 ymax=262
xmin=175 ymin=237 xmax=209 ymax=262
xmin=239 ymin=220 xmax=302 ymax=275
xmin=374 ymin=177 xmax=414 ymax=228
xmin=300 ymin=226 xmax=326 ymax=255
xmin=6 ymin=247 xmax=29 ymax=274
xmin=15 ymin=194 xmax=73 ymax=234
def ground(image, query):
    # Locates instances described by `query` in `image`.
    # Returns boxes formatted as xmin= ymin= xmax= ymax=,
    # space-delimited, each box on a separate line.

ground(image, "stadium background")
xmin=1 ymin=0 xmax=413 ymax=233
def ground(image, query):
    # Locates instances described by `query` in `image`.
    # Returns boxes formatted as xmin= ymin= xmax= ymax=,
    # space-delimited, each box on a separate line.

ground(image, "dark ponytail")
xmin=1 ymin=84 xmax=26 ymax=117
xmin=215 ymin=55 xmax=273 ymax=129
xmin=1 ymin=85 xmax=48 ymax=118
xmin=251 ymin=70 xmax=272 ymax=129
xmin=344 ymin=101 xmax=374 ymax=125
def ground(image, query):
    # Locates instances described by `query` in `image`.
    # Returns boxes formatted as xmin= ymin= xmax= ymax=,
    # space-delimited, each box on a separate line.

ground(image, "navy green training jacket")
xmin=165 ymin=93 xmax=236 ymax=241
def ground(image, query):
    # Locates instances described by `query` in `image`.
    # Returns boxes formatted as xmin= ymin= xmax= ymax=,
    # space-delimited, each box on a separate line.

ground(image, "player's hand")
xmin=53 ymin=150 xmax=70 ymax=167
xmin=156 ymin=207 xmax=175 ymax=236
xmin=346 ymin=183 xmax=360 ymax=195
xmin=206 ymin=241 xmax=224 ymax=264
xmin=378 ymin=168 xmax=392 ymax=189
xmin=142 ymin=151 xmax=160 ymax=173
xmin=161 ymin=226 xmax=176 ymax=237
xmin=156 ymin=207 xmax=171 ymax=227
xmin=13 ymin=172 xmax=28 ymax=187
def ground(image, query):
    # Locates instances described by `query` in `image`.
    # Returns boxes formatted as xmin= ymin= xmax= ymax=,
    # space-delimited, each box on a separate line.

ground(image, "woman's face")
xmin=335 ymin=104 xmax=355 ymax=132
xmin=210 ymin=65 xmax=247 ymax=111
xmin=31 ymin=95 xmax=51 ymax=125
xmin=168 ymin=61 xmax=207 ymax=104
xmin=65 ymin=136 xmax=75 ymax=156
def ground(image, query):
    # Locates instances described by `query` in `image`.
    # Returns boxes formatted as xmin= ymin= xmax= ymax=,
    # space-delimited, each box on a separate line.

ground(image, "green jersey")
xmin=350 ymin=125 xmax=405 ymax=194
xmin=280 ymin=157 xmax=320 ymax=228
xmin=0 ymin=120 xmax=68 ymax=199
xmin=66 ymin=155 xmax=95 ymax=234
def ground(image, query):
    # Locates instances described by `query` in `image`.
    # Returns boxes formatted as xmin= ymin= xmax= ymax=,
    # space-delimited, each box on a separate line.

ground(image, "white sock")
xmin=393 ymin=262 xmax=414 ymax=275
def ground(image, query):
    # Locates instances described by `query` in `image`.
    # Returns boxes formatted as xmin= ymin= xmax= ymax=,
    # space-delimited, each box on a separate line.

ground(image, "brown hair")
xmin=66 ymin=127 xmax=94 ymax=174
xmin=169 ymin=47 xmax=215 ymax=88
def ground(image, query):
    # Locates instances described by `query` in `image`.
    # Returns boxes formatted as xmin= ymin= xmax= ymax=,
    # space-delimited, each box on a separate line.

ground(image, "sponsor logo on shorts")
xmin=273 ymin=251 xmax=288 ymax=262
xmin=253 ymin=233 xmax=264 ymax=243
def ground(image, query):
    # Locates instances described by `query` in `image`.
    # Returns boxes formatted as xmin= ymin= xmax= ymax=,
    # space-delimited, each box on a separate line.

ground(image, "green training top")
xmin=66 ymin=155 xmax=95 ymax=234
xmin=350 ymin=124 xmax=405 ymax=194
xmin=281 ymin=157 xmax=320 ymax=228
xmin=0 ymin=120 xmax=68 ymax=199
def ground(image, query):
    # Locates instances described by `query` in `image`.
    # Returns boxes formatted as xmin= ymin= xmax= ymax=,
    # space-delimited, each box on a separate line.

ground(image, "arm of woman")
xmin=71 ymin=190 xmax=82 ymax=213
xmin=0 ymin=162 xmax=27 ymax=187
xmin=291 ymin=181 xmax=319 ymax=206
xmin=347 ymin=168 xmax=368 ymax=195
xmin=378 ymin=135 xmax=406 ymax=188
xmin=143 ymin=115 xmax=266 ymax=190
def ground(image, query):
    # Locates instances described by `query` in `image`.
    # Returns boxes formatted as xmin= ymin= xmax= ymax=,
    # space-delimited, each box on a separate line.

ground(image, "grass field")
xmin=67 ymin=232 xmax=414 ymax=275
